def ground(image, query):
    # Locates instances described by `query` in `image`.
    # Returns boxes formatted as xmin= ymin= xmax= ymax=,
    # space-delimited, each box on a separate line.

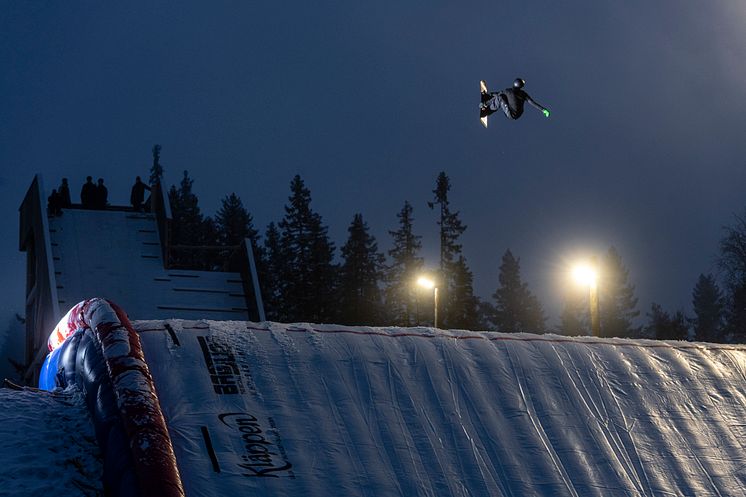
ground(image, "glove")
xmin=542 ymin=109 xmax=550 ymax=118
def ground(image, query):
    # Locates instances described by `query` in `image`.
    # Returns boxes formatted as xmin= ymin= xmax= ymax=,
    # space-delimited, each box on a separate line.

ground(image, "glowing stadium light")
xmin=572 ymin=264 xmax=597 ymax=287
xmin=571 ymin=260 xmax=600 ymax=337
xmin=417 ymin=276 xmax=435 ymax=290
xmin=416 ymin=275 xmax=439 ymax=328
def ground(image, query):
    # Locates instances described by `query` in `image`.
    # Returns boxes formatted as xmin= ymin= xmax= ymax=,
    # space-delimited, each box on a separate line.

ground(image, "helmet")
xmin=513 ymin=78 xmax=525 ymax=89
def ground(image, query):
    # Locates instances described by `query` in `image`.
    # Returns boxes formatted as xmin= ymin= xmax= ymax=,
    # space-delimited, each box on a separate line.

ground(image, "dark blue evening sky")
xmin=2 ymin=2 xmax=745 ymax=326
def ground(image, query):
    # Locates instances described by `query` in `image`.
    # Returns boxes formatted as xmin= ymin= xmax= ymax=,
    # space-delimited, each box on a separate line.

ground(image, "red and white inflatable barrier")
xmin=50 ymin=298 xmax=185 ymax=497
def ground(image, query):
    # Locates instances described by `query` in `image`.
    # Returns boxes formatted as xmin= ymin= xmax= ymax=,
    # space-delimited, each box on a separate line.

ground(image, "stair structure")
xmin=48 ymin=209 xmax=249 ymax=320
xmin=19 ymin=175 xmax=263 ymax=383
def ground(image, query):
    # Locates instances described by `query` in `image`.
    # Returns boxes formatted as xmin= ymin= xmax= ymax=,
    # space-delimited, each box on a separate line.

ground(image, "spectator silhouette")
xmin=94 ymin=178 xmax=108 ymax=209
xmin=47 ymin=189 xmax=62 ymax=216
xmin=80 ymin=176 xmax=96 ymax=209
xmin=130 ymin=176 xmax=151 ymax=212
xmin=58 ymin=178 xmax=71 ymax=208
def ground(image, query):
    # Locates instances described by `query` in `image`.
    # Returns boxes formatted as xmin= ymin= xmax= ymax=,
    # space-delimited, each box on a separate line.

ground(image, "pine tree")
xmin=278 ymin=175 xmax=337 ymax=323
xmin=492 ymin=250 xmax=545 ymax=333
xmin=385 ymin=201 xmax=424 ymax=326
xmin=598 ymin=246 xmax=640 ymax=338
xmin=690 ymin=273 xmax=724 ymax=342
xmin=645 ymin=303 xmax=689 ymax=341
xmin=213 ymin=192 xmax=265 ymax=276
xmin=476 ymin=300 xmax=497 ymax=331
xmin=718 ymin=213 xmax=746 ymax=339
xmin=215 ymin=193 xmax=259 ymax=246
xmin=447 ymin=255 xmax=481 ymax=330
xmin=169 ymin=171 xmax=202 ymax=244
xmin=201 ymin=216 xmax=219 ymax=246
xmin=559 ymin=289 xmax=589 ymax=336
xmin=428 ymin=172 xmax=468 ymax=328
xmin=645 ymin=303 xmax=668 ymax=340
xmin=262 ymin=222 xmax=283 ymax=321
xmin=718 ymin=213 xmax=746 ymax=286
xmin=168 ymin=170 xmax=216 ymax=268
xmin=725 ymin=283 xmax=746 ymax=342
xmin=671 ymin=311 xmax=690 ymax=341
xmin=429 ymin=172 xmax=466 ymax=273
xmin=338 ymin=214 xmax=386 ymax=325
xmin=150 ymin=144 xmax=163 ymax=186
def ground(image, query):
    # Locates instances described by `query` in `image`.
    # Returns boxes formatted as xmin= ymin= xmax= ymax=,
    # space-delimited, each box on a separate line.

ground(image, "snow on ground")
xmin=138 ymin=320 xmax=746 ymax=497
xmin=6 ymin=319 xmax=745 ymax=496
xmin=0 ymin=385 xmax=102 ymax=497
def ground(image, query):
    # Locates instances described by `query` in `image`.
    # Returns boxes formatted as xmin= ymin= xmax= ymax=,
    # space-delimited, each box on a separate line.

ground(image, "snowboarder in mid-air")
xmin=479 ymin=78 xmax=549 ymax=128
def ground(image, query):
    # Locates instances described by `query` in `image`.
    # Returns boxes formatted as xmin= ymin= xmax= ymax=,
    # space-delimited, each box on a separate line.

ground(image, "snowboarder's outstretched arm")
xmin=525 ymin=93 xmax=550 ymax=117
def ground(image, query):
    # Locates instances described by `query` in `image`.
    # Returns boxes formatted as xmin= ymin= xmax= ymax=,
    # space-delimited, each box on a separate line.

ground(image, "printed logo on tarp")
xmin=219 ymin=412 xmax=294 ymax=478
xmin=198 ymin=336 xmax=245 ymax=394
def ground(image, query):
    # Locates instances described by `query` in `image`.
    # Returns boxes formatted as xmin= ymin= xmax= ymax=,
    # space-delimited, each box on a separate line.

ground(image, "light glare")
xmin=572 ymin=264 xmax=597 ymax=286
xmin=417 ymin=276 xmax=435 ymax=289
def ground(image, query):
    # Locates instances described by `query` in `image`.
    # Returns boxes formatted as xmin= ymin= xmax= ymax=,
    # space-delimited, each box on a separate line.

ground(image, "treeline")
xmin=151 ymin=146 xmax=545 ymax=330
xmin=166 ymin=168 xmax=506 ymax=329
xmin=151 ymin=145 xmax=746 ymax=341
xmin=559 ymin=216 xmax=746 ymax=343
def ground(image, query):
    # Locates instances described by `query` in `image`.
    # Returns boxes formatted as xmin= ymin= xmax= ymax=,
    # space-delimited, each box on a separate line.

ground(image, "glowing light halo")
xmin=572 ymin=264 xmax=598 ymax=287
xmin=417 ymin=276 xmax=436 ymax=290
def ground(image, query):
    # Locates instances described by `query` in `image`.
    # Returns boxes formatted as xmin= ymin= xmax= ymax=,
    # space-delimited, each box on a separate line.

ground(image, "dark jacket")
xmin=499 ymin=87 xmax=546 ymax=119
xmin=130 ymin=181 xmax=151 ymax=207
xmin=81 ymin=181 xmax=96 ymax=208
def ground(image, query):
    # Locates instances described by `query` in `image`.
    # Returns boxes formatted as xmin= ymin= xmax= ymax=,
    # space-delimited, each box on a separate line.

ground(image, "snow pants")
xmin=482 ymin=92 xmax=517 ymax=119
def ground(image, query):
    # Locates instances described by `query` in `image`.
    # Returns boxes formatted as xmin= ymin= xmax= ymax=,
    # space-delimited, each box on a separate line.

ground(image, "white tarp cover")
xmin=137 ymin=320 xmax=746 ymax=497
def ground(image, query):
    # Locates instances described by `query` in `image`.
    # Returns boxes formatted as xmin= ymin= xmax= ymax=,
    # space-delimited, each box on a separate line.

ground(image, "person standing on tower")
xmin=80 ymin=176 xmax=96 ymax=208
xmin=94 ymin=178 xmax=108 ymax=209
xmin=58 ymin=178 xmax=71 ymax=208
xmin=130 ymin=176 xmax=151 ymax=211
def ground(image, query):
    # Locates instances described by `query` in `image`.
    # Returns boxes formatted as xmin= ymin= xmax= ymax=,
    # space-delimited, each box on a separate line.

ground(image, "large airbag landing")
xmin=140 ymin=321 xmax=746 ymax=497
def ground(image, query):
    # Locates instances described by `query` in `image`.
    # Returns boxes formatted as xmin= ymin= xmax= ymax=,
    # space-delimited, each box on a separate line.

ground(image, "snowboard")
xmin=480 ymin=80 xmax=489 ymax=128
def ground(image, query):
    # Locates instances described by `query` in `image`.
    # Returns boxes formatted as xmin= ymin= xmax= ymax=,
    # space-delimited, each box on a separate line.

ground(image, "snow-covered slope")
xmin=48 ymin=209 xmax=248 ymax=320
xmin=0 ymin=386 xmax=102 ymax=496
xmin=137 ymin=321 xmax=746 ymax=497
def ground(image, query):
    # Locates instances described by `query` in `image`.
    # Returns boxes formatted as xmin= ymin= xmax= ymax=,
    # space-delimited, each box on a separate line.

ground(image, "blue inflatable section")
xmin=39 ymin=343 xmax=65 ymax=391
xmin=42 ymin=329 xmax=140 ymax=497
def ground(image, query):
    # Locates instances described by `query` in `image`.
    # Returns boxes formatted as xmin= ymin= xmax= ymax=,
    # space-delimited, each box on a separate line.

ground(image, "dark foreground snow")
xmin=0 ymin=385 xmax=102 ymax=497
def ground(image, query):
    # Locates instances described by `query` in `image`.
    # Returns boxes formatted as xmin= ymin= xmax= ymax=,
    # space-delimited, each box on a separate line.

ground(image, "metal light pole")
xmin=573 ymin=261 xmax=600 ymax=337
xmin=417 ymin=276 xmax=438 ymax=329
xmin=588 ymin=277 xmax=600 ymax=337
xmin=433 ymin=286 xmax=439 ymax=329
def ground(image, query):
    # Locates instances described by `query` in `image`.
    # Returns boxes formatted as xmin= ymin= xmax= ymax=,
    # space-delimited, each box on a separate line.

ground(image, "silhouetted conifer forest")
xmin=150 ymin=146 xmax=746 ymax=342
